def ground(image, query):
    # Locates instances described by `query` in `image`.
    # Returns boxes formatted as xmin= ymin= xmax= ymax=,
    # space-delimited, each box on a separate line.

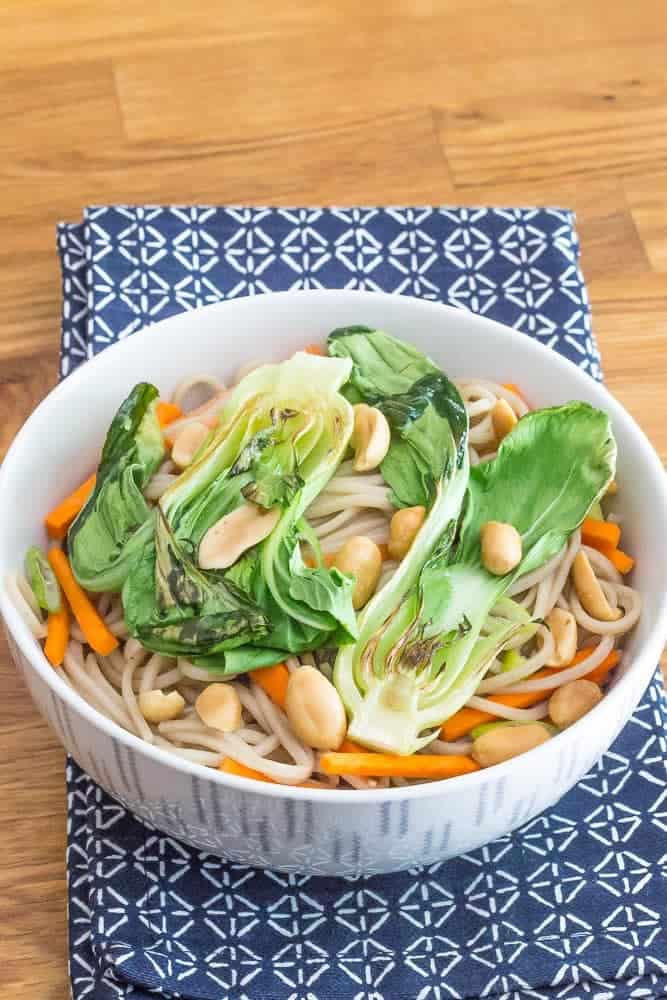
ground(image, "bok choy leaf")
xmin=123 ymin=352 xmax=359 ymax=662
xmin=68 ymin=383 xmax=166 ymax=592
xmin=328 ymin=325 xmax=468 ymax=508
xmin=335 ymin=402 xmax=616 ymax=755
xmin=327 ymin=325 xmax=471 ymax=650
xmin=122 ymin=508 xmax=271 ymax=656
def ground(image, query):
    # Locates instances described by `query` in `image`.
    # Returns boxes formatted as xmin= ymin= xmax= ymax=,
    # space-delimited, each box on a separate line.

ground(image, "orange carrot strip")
xmin=561 ymin=648 xmax=621 ymax=685
xmin=156 ymin=400 xmax=184 ymax=427
xmin=581 ymin=517 xmax=621 ymax=549
xmin=588 ymin=540 xmax=635 ymax=575
xmin=47 ymin=548 xmax=118 ymax=655
xmin=220 ymin=759 xmax=275 ymax=782
xmin=338 ymin=738 xmax=365 ymax=753
xmin=304 ymin=343 xmax=326 ymax=355
xmin=319 ymin=752 xmax=480 ymax=779
xmin=503 ymin=383 xmax=531 ymax=407
xmin=250 ymin=662 xmax=289 ymax=709
xmin=441 ymin=670 xmax=554 ymax=741
xmin=443 ymin=649 xmax=623 ymax=742
xmin=586 ymin=652 xmax=621 ymax=685
xmin=605 ymin=548 xmax=634 ymax=575
xmin=219 ymin=758 xmax=326 ymax=788
xmin=45 ymin=474 xmax=96 ymax=540
xmin=553 ymin=648 xmax=599 ymax=669
xmin=44 ymin=605 xmax=70 ymax=667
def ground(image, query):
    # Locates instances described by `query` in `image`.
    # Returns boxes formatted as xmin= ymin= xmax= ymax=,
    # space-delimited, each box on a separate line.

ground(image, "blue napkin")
xmin=59 ymin=207 xmax=666 ymax=1000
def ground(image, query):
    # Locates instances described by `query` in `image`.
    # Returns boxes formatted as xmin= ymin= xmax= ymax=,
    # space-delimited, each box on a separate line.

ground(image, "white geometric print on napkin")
xmin=59 ymin=206 xmax=664 ymax=1000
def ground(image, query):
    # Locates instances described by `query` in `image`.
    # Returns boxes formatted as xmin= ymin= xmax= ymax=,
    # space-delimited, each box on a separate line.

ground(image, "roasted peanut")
xmin=481 ymin=521 xmax=522 ymax=576
xmin=572 ymin=550 xmax=622 ymax=621
xmin=388 ymin=506 xmax=426 ymax=561
xmin=138 ymin=689 xmax=185 ymax=723
xmin=196 ymin=683 xmax=242 ymax=732
xmin=171 ymin=421 xmax=210 ymax=469
xmin=332 ymin=535 xmax=383 ymax=609
xmin=472 ymin=722 xmax=551 ymax=767
xmin=545 ymin=608 xmax=578 ymax=666
xmin=352 ymin=404 xmax=391 ymax=472
xmin=285 ymin=666 xmax=347 ymax=750
xmin=198 ymin=503 xmax=280 ymax=570
xmin=491 ymin=398 xmax=518 ymax=442
xmin=548 ymin=679 xmax=603 ymax=728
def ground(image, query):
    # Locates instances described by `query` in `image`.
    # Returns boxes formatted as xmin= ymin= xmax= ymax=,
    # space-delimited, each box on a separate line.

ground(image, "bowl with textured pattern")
xmin=1 ymin=290 xmax=665 ymax=876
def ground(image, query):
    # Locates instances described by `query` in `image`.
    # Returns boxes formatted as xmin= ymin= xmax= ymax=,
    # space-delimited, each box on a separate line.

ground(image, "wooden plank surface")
xmin=0 ymin=2 xmax=665 ymax=996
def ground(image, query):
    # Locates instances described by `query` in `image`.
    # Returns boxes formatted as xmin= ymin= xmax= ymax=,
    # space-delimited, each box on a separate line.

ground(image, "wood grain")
xmin=0 ymin=2 xmax=665 ymax=996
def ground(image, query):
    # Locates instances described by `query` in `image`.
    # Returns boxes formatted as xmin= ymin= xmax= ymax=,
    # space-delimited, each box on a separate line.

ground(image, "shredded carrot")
xmin=250 ymin=662 xmax=289 ymax=709
xmin=580 ymin=518 xmax=634 ymax=573
xmin=47 ymin=548 xmax=118 ymax=655
xmin=44 ymin=605 xmax=70 ymax=667
xmin=219 ymin=758 xmax=325 ymax=788
xmin=443 ymin=649 xmax=623 ymax=741
xmin=338 ymin=738 xmax=365 ymax=753
xmin=502 ymin=383 xmax=522 ymax=397
xmin=220 ymin=758 xmax=275 ymax=782
xmin=606 ymin=547 xmax=635 ymax=575
xmin=45 ymin=474 xmax=96 ymax=540
xmin=440 ymin=670 xmax=554 ymax=741
xmin=319 ymin=752 xmax=480 ymax=779
xmin=585 ymin=652 xmax=621 ymax=685
xmin=581 ymin=517 xmax=621 ymax=549
xmin=562 ymin=648 xmax=621 ymax=685
xmin=156 ymin=400 xmax=184 ymax=427
xmin=590 ymin=540 xmax=635 ymax=575
xmin=451 ymin=652 xmax=616 ymax=740
xmin=304 ymin=343 xmax=326 ymax=355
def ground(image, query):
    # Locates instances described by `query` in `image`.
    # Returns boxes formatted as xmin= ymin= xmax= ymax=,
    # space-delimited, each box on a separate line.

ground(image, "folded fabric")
xmin=59 ymin=206 xmax=665 ymax=1000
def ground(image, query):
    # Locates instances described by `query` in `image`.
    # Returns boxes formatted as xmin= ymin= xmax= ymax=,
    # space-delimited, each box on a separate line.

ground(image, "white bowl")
xmin=1 ymin=290 xmax=665 ymax=876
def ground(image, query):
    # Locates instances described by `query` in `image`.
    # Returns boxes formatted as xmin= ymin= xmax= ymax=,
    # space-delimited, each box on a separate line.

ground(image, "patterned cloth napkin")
xmin=59 ymin=207 xmax=666 ymax=1000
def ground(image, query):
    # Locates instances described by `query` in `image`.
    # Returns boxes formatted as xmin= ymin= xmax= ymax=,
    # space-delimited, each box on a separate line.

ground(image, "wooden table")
xmin=1 ymin=2 xmax=665 ymax=995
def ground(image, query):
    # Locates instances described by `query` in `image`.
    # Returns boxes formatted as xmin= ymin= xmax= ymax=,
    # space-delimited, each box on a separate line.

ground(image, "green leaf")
xmin=68 ymin=383 xmax=165 ymax=591
xmin=193 ymin=646 xmax=288 ymax=675
xmin=287 ymin=537 xmax=358 ymax=642
xmin=233 ymin=409 xmax=305 ymax=509
xmin=25 ymin=546 xmax=61 ymax=613
xmin=336 ymin=400 xmax=616 ymax=755
xmin=457 ymin=402 xmax=617 ymax=577
xmin=500 ymin=648 xmax=524 ymax=672
xmin=328 ymin=327 xmax=467 ymax=507
xmin=122 ymin=510 xmax=270 ymax=657
xmin=125 ymin=352 xmax=359 ymax=658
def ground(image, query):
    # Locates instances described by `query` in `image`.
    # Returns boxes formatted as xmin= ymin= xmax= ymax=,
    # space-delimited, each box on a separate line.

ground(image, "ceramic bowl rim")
xmin=1 ymin=289 xmax=665 ymax=804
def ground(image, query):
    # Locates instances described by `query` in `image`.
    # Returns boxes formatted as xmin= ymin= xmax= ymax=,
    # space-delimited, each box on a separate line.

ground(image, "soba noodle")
xmin=9 ymin=370 xmax=641 ymax=789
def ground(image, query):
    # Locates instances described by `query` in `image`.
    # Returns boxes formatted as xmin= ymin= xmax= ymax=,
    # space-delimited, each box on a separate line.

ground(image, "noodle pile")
xmin=9 ymin=371 xmax=642 ymax=789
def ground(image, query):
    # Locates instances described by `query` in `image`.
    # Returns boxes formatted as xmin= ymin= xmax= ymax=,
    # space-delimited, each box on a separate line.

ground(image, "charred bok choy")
xmin=68 ymin=383 xmax=166 ymax=592
xmin=328 ymin=326 xmax=470 ymax=610
xmin=123 ymin=352 xmax=359 ymax=668
xmin=334 ymin=396 xmax=616 ymax=755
